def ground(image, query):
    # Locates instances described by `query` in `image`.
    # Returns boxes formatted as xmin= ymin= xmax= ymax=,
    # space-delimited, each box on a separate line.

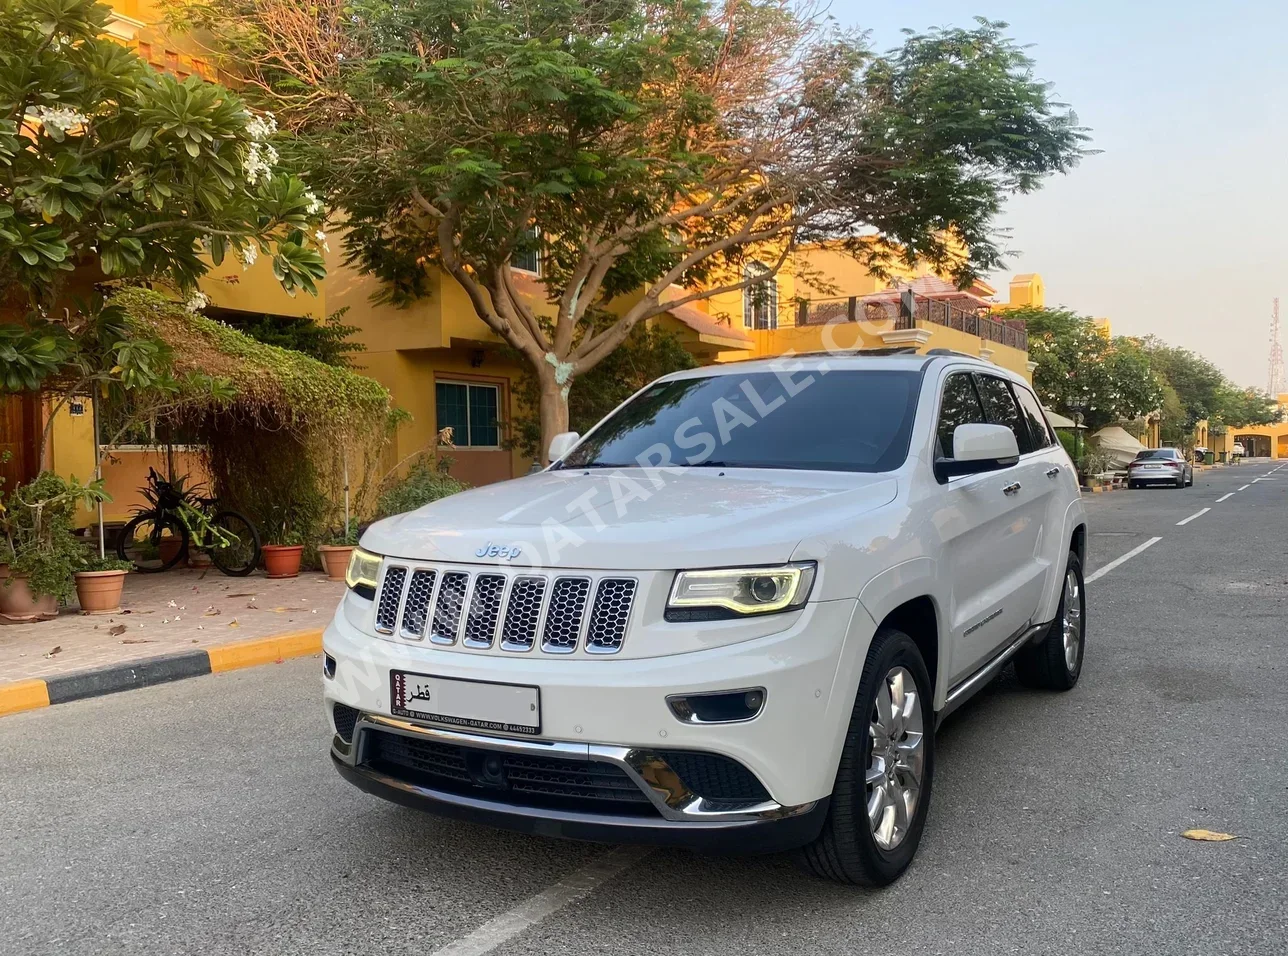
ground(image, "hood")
xmin=361 ymin=468 xmax=898 ymax=570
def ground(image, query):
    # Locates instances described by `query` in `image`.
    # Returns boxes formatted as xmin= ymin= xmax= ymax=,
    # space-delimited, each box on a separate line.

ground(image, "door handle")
xmin=1045 ymin=466 xmax=1061 ymax=478
xmin=1002 ymin=481 xmax=1022 ymax=496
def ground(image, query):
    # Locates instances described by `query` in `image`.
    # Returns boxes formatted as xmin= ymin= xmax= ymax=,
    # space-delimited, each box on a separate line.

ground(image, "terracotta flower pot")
xmin=262 ymin=544 xmax=304 ymax=579
xmin=159 ymin=534 xmax=185 ymax=567
xmin=74 ymin=569 xmax=129 ymax=615
xmin=0 ymin=573 xmax=59 ymax=624
xmin=317 ymin=545 xmax=354 ymax=581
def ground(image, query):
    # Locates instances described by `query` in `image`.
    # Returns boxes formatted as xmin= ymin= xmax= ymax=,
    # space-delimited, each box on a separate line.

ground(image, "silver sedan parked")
xmin=1127 ymin=448 xmax=1193 ymax=488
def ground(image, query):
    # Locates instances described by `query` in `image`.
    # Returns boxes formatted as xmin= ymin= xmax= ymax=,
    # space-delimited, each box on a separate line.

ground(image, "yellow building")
xmin=15 ymin=1 xmax=1039 ymax=525
xmin=1229 ymin=393 xmax=1288 ymax=459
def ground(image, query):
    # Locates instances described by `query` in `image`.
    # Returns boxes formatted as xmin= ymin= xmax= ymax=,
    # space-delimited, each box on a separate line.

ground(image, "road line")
xmin=1216 ymin=493 xmax=1235 ymax=502
xmin=428 ymin=847 xmax=651 ymax=956
xmin=1239 ymin=484 xmax=1251 ymax=491
xmin=1176 ymin=508 xmax=1211 ymax=526
xmin=1086 ymin=536 xmax=1162 ymax=584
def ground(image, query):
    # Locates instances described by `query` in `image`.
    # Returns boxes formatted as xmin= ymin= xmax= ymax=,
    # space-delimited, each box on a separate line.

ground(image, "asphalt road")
xmin=3 ymin=463 xmax=1286 ymax=956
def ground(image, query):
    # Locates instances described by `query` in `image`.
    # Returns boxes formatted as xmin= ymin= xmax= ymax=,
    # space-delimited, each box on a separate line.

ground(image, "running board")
xmin=938 ymin=621 xmax=1048 ymax=723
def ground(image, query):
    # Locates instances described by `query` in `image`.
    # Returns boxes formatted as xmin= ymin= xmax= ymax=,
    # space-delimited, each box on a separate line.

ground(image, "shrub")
xmin=376 ymin=459 xmax=468 ymax=518
xmin=2 ymin=472 xmax=110 ymax=601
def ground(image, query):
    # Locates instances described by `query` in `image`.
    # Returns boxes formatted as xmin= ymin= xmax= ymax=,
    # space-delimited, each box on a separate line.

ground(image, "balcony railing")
xmin=796 ymin=295 xmax=1028 ymax=353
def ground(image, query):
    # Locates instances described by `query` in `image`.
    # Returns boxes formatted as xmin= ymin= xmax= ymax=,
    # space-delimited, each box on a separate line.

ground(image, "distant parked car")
xmin=1127 ymin=448 xmax=1192 ymax=488
xmin=1232 ymin=442 xmax=1246 ymax=459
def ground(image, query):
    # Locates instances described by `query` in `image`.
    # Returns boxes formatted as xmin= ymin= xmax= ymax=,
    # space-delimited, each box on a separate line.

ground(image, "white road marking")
xmin=428 ymin=847 xmax=650 ymax=956
xmin=1216 ymin=493 xmax=1235 ymax=502
xmin=1252 ymin=477 xmax=1275 ymax=482
xmin=1239 ymin=484 xmax=1251 ymax=491
xmin=1086 ymin=536 xmax=1162 ymax=584
xmin=1176 ymin=508 xmax=1211 ymax=526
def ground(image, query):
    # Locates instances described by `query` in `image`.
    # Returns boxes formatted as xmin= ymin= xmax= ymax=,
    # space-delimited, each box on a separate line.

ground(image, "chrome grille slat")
xmin=501 ymin=576 xmax=547 ymax=651
xmin=542 ymin=577 xmax=591 ymax=653
xmin=586 ymin=578 xmax=637 ymax=654
xmin=463 ymin=574 xmax=506 ymax=648
xmin=375 ymin=566 xmax=407 ymax=634
xmin=430 ymin=572 xmax=469 ymax=644
xmin=399 ymin=569 xmax=437 ymax=638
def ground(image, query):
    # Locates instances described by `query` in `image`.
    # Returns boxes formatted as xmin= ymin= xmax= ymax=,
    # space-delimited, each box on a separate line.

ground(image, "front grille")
xmin=375 ymin=567 xmax=407 ymax=633
xmin=399 ymin=569 xmax=436 ymax=638
xmin=372 ymin=565 xmax=639 ymax=655
xmin=363 ymin=730 xmax=657 ymax=816
xmin=430 ymin=571 xmax=469 ymax=644
xmin=332 ymin=703 xmax=359 ymax=743
xmin=542 ymin=577 xmax=591 ymax=653
xmin=664 ymin=751 xmax=771 ymax=803
xmin=501 ymin=576 xmax=547 ymax=651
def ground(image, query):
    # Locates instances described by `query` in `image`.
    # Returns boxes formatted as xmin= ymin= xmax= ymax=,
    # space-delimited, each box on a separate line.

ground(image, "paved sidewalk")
xmin=1 ymin=568 xmax=344 ymax=684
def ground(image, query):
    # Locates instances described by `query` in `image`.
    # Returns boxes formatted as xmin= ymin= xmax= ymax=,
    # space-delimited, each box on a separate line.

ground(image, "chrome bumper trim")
xmin=334 ymin=712 xmax=817 ymax=824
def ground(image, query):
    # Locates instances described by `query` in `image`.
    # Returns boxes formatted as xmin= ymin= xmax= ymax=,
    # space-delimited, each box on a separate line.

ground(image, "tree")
xmin=182 ymin=0 xmax=1087 ymax=459
xmin=225 ymin=307 xmax=364 ymax=368
xmin=1 ymin=0 xmax=328 ymax=404
xmin=1015 ymin=306 xmax=1163 ymax=431
xmin=1136 ymin=337 xmax=1227 ymax=431
xmin=509 ymin=321 xmax=697 ymax=459
xmin=1212 ymin=386 xmax=1281 ymax=430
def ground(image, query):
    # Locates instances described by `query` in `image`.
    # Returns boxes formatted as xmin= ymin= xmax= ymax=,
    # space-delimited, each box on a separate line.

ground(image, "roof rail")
xmin=924 ymin=348 xmax=981 ymax=359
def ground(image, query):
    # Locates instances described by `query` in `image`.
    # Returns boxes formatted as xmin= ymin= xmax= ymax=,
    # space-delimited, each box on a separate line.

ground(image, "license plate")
xmin=1144 ymin=464 xmax=1162 ymax=469
xmin=390 ymin=671 xmax=541 ymax=736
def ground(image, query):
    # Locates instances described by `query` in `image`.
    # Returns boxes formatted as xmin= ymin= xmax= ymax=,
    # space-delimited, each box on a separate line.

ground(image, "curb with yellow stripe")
xmin=0 ymin=628 xmax=323 ymax=719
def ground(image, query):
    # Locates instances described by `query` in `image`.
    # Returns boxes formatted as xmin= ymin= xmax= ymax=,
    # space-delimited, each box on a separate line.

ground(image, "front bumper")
xmin=324 ymin=596 xmax=868 ymax=843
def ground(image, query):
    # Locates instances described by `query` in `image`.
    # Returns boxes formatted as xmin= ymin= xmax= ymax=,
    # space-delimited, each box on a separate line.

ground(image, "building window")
xmin=436 ymin=381 xmax=501 ymax=448
xmin=512 ymin=227 xmax=542 ymax=275
xmin=743 ymin=262 xmax=778 ymax=330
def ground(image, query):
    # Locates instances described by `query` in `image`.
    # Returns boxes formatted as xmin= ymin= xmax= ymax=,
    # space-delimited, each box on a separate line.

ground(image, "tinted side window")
xmin=1013 ymin=385 xmax=1053 ymax=450
xmin=936 ymin=373 xmax=987 ymax=458
xmin=975 ymin=374 xmax=1034 ymax=455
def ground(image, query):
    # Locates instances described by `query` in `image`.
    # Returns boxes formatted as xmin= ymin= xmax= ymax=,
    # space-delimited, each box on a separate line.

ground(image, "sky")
xmin=831 ymin=0 xmax=1288 ymax=389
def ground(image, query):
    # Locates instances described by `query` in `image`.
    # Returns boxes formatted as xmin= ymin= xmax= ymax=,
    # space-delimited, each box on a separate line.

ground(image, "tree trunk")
xmin=537 ymin=375 xmax=571 ymax=465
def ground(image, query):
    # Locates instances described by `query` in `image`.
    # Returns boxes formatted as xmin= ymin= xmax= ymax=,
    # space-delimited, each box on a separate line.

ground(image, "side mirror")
xmin=934 ymin=423 xmax=1019 ymax=483
xmin=547 ymin=431 xmax=580 ymax=464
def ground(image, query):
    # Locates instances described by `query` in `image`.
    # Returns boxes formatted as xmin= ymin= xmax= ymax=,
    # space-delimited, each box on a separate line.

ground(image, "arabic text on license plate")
xmin=390 ymin=671 xmax=540 ymax=735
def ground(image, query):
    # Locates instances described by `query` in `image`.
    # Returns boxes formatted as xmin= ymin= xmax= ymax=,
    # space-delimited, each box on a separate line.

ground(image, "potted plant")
xmin=74 ymin=556 xmax=133 ymax=614
xmin=0 ymin=472 xmax=111 ymax=624
xmin=317 ymin=528 xmax=359 ymax=581
xmin=262 ymin=531 xmax=305 ymax=578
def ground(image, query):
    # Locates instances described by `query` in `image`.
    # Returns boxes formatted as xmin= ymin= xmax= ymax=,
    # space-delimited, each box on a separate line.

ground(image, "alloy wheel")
xmin=1062 ymin=569 xmax=1083 ymax=672
xmin=866 ymin=666 xmax=924 ymax=850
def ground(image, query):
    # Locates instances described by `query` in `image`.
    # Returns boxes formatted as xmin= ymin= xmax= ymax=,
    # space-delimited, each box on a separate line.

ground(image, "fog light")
xmin=667 ymin=688 xmax=767 ymax=724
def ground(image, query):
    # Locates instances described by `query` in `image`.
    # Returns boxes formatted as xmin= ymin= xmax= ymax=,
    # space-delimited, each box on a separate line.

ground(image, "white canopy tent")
xmin=1042 ymin=408 xmax=1082 ymax=430
xmin=1090 ymin=425 xmax=1147 ymax=469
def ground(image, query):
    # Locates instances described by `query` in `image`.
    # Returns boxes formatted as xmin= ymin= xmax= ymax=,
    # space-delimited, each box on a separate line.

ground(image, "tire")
xmin=798 ymin=628 xmax=935 ymax=886
xmin=117 ymin=513 xmax=188 ymax=573
xmin=1015 ymin=550 xmax=1085 ymax=691
xmin=206 ymin=510 xmax=262 ymax=577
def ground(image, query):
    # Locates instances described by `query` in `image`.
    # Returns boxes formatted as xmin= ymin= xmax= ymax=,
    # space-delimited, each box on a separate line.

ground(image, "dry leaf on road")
xmin=108 ymin=624 xmax=127 ymax=636
xmin=44 ymin=645 xmax=61 ymax=658
xmin=228 ymin=618 xmax=240 ymax=628
xmin=1182 ymin=829 xmax=1237 ymax=842
xmin=121 ymin=638 xmax=154 ymax=645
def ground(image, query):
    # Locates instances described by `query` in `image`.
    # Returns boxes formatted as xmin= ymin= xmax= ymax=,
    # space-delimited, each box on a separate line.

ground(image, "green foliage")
xmin=1017 ymin=307 xmax=1164 ymax=432
xmin=78 ymin=556 xmax=133 ymax=573
xmin=1056 ymin=429 xmax=1078 ymax=461
xmin=223 ymin=307 xmax=364 ymax=368
xmin=0 ymin=0 xmax=328 ymax=312
xmin=376 ymin=458 xmax=468 ymax=519
xmin=510 ymin=322 xmax=697 ymax=459
xmin=1 ymin=471 xmax=110 ymax=601
xmin=1214 ymin=386 xmax=1281 ymax=429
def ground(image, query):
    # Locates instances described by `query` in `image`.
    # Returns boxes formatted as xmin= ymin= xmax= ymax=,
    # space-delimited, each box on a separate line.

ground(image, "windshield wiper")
xmin=683 ymin=460 xmax=732 ymax=467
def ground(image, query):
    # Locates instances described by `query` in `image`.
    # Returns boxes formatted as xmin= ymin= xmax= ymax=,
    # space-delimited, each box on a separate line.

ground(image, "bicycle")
xmin=116 ymin=469 xmax=262 ymax=576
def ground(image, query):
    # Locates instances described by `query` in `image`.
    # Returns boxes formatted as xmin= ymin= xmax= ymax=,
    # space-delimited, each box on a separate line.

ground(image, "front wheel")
xmin=1015 ymin=550 xmax=1085 ymax=691
xmin=798 ymin=628 xmax=935 ymax=886
xmin=117 ymin=513 xmax=188 ymax=573
xmin=205 ymin=511 xmax=262 ymax=577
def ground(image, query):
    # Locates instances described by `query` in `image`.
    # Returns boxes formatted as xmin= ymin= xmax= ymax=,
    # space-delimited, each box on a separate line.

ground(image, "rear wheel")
xmin=1015 ymin=550 xmax=1085 ymax=691
xmin=117 ymin=513 xmax=188 ymax=573
xmin=798 ymin=628 xmax=934 ymax=886
xmin=206 ymin=510 xmax=262 ymax=577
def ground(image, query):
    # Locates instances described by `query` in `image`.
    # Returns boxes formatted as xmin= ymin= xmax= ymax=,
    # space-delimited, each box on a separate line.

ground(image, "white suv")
xmin=323 ymin=350 xmax=1087 ymax=886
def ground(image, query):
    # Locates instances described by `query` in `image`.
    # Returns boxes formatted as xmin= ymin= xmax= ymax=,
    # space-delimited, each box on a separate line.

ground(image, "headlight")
xmin=666 ymin=563 xmax=816 ymax=620
xmin=345 ymin=547 xmax=383 ymax=599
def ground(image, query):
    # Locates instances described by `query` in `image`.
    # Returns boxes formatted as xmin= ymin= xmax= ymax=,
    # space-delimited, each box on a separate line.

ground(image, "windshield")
xmin=558 ymin=369 xmax=922 ymax=473
xmin=1135 ymin=449 xmax=1179 ymax=460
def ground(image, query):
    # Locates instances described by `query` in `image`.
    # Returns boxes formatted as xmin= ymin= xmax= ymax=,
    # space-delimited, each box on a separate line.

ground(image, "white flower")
xmin=304 ymin=190 xmax=323 ymax=216
xmin=240 ymin=244 xmax=258 ymax=269
xmin=243 ymin=141 xmax=275 ymax=186
xmin=244 ymin=111 xmax=278 ymax=142
xmin=314 ymin=230 xmax=329 ymax=251
xmin=20 ymin=196 xmax=41 ymax=214
xmin=28 ymin=105 xmax=88 ymax=134
xmin=184 ymin=291 xmax=210 ymax=313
